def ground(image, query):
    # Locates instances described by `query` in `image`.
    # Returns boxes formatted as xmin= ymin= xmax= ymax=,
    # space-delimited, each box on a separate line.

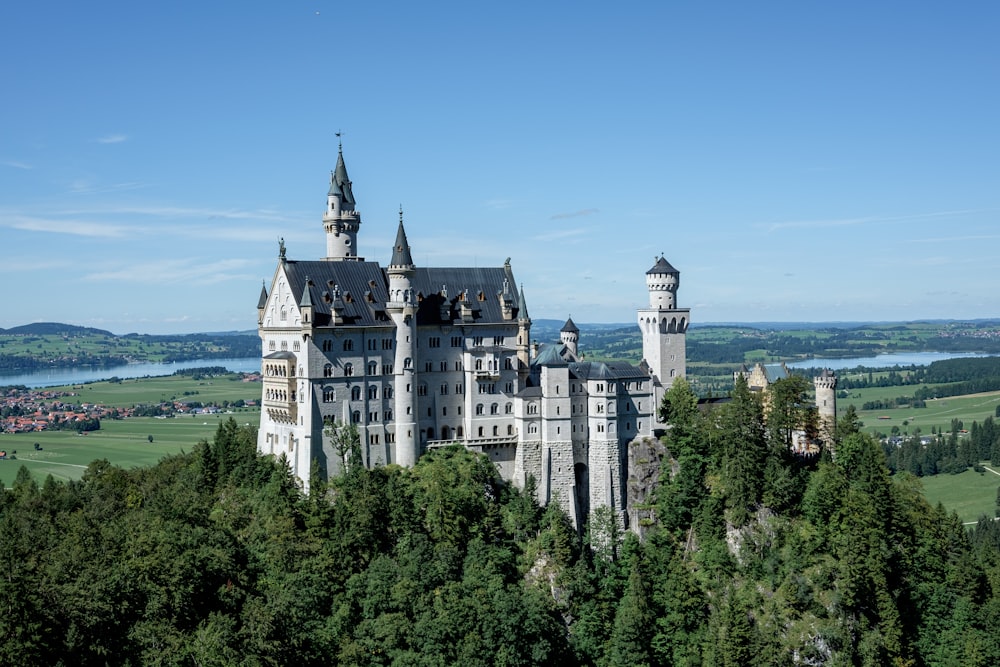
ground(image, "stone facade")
xmin=256 ymin=146 xmax=688 ymax=531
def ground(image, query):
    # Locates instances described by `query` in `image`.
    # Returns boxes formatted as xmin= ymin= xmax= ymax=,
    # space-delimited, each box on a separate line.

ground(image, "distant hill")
xmin=1 ymin=322 xmax=115 ymax=337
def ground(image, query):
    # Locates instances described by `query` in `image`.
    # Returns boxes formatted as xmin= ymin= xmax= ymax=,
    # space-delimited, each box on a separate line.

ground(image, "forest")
xmin=2 ymin=377 xmax=1000 ymax=666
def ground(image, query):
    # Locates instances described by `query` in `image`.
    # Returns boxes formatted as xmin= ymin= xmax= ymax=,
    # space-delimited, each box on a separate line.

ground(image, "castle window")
xmin=476 ymin=404 xmax=484 ymax=415
xmin=456 ymin=383 xmax=464 ymax=394
xmin=507 ymin=425 xmax=514 ymax=435
xmin=343 ymin=340 xmax=353 ymax=351
xmin=440 ymin=384 xmax=448 ymax=395
xmin=505 ymin=402 xmax=512 ymax=414
xmin=505 ymin=382 xmax=513 ymax=393
xmin=368 ymin=339 xmax=377 ymax=351
xmin=670 ymin=369 xmax=676 ymax=377
xmin=344 ymin=363 xmax=354 ymax=377
xmin=280 ymin=341 xmax=288 ymax=351
xmin=440 ymin=361 xmax=447 ymax=372
xmin=323 ymin=389 xmax=335 ymax=403
xmin=368 ymin=361 xmax=378 ymax=375
xmin=293 ymin=341 xmax=300 ymax=352
xmin=457 ymin=426 xmax=464 ymax=437
xmin=322 ymin=340 xmax=332 ymax=352
xmin=504 ymin=357 xmax=513 ymax=370
xmin=429 ymin=337 xmax=440 ymax=348
xmin=473 ymin=336 xmax=483 ymax=346
xmin=351 ymin=387 xmax=361 ymax=401
xmin=493 ymin=425 xmax=498 ymax=436
xmin=404 ymin=358 xmax=412 ymax=369
xmin=418 ymin=384 xmax=428 ymax=396
xmin=383 ymin=364 xmax=393 ymax=374
xmin=351 ymin=410 xmax=361 ymax=424
xmin=478 ymin=427 xmax=484 ymax=437
xmin=425 ymin=362 xmax=433 ymax=372
xmin=475 ymin=359 xmax=483 ymax=371
xmin=490 ymin=403 xmax=499 ymax=415
xmin=427 ymin=408 xmax=432 ymax=417
xmin=369 ymin=411 xmax=378 ymax=422
xmin=597 ymin=424 xmax=604 ymax=432
xmin=383 ymin=339 xmax=393 ymax=350
xmin=385 ymin=387 xmax=393 ymax=399
xmin=280 ymin=307 xmax=287 ymax=321
xmin=268 ymin=341 xmax=276 ymax=351
xmin=528 ymin=424 xmax=538 ymax=434
xmin=442 ymin=406 xmax=447 ymax=416
xmin=323 ymin=363 xmax=333 ymax=378
xmin=385 ymin=409 xmax=393 ymax=420
xmin=368 ymin=386 xmax=378 ymax=400
xmin=451 ymin=336 xmax=462 ymax=347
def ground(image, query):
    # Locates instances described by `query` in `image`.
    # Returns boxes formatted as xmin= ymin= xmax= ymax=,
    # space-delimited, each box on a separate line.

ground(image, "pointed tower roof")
xmin=518 ymin=284 xmax=530 ymax=322
xmin=390 ymin=209 xmax=414 ymax=267
xmin=647 ymin=255 xmax=678 ymax=274
xmin=257 ymin=281 xmax=268 ymax=309
xmin=299 ymin=277 xmax=313 ymax=307
xmin=327 ymin=144 xmax=356 ymax=205
xmin=561 ymin=317 xmax=579 ymax=333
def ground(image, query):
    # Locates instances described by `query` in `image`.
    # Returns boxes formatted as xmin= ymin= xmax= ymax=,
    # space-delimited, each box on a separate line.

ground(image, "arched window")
xmin=323 ymin=363 xmax=333 ymax=378
xmin=368 ymin=386 xmax=378 ymax=400
xmin=351 ymin=410 xmax=361 ymax=423
xmin=457 ymin=426 xmax=464 ymax=437
xmin=490 ymin=403 xmax=499 ymax=415
xmin=368 ymin=361 xmax=378 ymax=375
xmin=344 ymin=362 xmax=354 ymax=376
xmin=351 ymin=386 xmax=361 ymax=401
xmin=505 ymin=402 xmax=512 ymax=414
xmin=475 ymin=359 xmax=483 ymax=371
xmin=476 ymin=404 xmax=484 ymax=415
xmin=343 ymin=340 xmax=353 ymax=351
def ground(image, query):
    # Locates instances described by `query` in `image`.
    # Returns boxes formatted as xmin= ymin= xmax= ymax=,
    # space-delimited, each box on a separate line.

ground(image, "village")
xmin=0 ymin=375 xmax=260 ymax=435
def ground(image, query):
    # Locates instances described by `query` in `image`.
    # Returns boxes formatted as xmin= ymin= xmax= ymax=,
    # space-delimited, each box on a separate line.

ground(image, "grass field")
xmin=54 ymin=373 xmax=261 ymax=408
xmin=915 ymin=465 xmax=1000 ymax=524
xmin=0 ymin=412 xmax=260 ymax=487
xmin=847 ymin=390 xmax=1000 ymax=438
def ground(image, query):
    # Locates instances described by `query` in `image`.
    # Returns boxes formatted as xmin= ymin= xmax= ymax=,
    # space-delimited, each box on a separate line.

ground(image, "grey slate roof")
xmin=257 ymin=282 xmax=268 ymax=309
xmin=390 ymin=221 xmax=414 ymax=267
xmin=279 ymin=260 xmax=522 ymax=328
xmin=570 ymin=361 xmax=649 ymax=381
xmin=647 ymin=256 xmax=678 ymax=275
xmin=762 ymin=363 xmax=790 ymax=384
xmin=328 ymin=148 xmax=355 ymax=205
xmin=561 ymin=317 xmax=579 ymax=333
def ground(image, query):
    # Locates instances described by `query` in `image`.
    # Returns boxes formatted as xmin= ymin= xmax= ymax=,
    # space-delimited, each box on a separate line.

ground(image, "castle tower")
xmin=560 ymin=317 xmax=579 ymax=358
xmin=323 ymin=142 xmax=363 ymax=261
xmin=516 ymin=284 xmax=532 ymax=384
xmin=387 ymin=212 xmax=418 ymax=466
xmin=637 ymin=255 xmax=690 ymax=421
xmin=814 ymin=369 xmax=837 ymax=448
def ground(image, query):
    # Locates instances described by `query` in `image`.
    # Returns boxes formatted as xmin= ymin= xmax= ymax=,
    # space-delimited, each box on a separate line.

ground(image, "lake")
xmin=0 ymin=358 xmax=261 ymax=389
xmin=785 ymin=351 xmax=993 ymax=371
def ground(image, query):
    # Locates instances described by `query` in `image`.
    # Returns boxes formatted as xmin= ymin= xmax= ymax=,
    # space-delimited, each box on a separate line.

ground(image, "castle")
xmin=256 ymin=145 xmax=688 ymax=529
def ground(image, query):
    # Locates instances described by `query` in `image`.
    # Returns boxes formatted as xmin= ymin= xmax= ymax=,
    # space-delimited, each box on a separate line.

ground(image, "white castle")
xmin=256 ymin=145 xmax=689 ymax=529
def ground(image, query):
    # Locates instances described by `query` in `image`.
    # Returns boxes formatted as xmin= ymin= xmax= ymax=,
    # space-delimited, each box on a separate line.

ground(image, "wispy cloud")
xmin=484 ymin=199 xmax=514 ymax=210
xmin=83 ymin=258 xmax=256 ymax=285
xmin=96 ymin=134 xmax=128 ymax=144
xmin=531 ymin=227 xmax=592 ymax=242
xmin=0 ymin=214 xmax=131 ymax=238
xmin=905 ymin=234 xmax=1000 ymax=244
xmin=68 ymin=180 xmax=149 ymax=195
xmin=550 ymin=208 xmax=599 ymax=220
xmin=2 ymin=159 xmax=32 ymax=170
xmin=762 ymin=209 xmax=979 ymax=233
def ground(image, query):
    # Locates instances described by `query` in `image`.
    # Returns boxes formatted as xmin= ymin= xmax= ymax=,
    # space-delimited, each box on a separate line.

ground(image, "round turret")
xmin=646 ymin=256 xmax=679 ymax=309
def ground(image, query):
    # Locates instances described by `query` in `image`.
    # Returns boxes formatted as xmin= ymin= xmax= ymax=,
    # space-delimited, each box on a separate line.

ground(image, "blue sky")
xmin=2 ymin=2 xmax=997 ymax=334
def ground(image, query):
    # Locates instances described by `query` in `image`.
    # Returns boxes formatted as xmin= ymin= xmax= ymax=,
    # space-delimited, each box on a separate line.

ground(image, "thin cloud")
xmin=531 ymin=227 xmax=592 ymax=242
xmin=2 ymin=159 xmax=32 ymax=170
xmin=96 ymin=134 xmax=128 ymax=144
xmin=763 ymin=209 xmax=980 ymax=233
xmin=68 ymin=180 xmax=149 ymax=195
xmin=550 ymin=208 xmax=599 ymax=220
xmin=0 ymin=214 xmax=130 ymax=238
xmin=905 ymin=234 xmax=1000 ymax=244
xmin=83 ymin=258 xmax=256 ymax=285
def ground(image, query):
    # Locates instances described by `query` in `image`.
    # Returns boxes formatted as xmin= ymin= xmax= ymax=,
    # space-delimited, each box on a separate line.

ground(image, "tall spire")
xmin=390 ymin=207 xmax=414 ymax=267
xmin=328 ymin=144 xmax=355 ymax=206
xmin=518 ymin=284 xmax=531 ymax=322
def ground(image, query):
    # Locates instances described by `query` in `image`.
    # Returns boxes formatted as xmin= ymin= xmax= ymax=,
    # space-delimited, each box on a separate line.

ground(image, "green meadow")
xmin=54 ymin=373 xmax=262 ymax=408
xmin=0 ymin=412 xmax=260 ymax=487
xmin=845 ymin=388 xmax=1000 ymax=437
xmin=915 ymin=465 xmax=1000 ymax=524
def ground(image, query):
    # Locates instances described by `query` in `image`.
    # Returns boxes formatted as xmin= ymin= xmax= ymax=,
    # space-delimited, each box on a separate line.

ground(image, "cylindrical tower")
xmin=387 ymin=216 xmax=418 ymax=466
xmin=814 ymin=369 xmax=837 ymax=445
xmin=646 ymin=256 xmax=679 ymax=309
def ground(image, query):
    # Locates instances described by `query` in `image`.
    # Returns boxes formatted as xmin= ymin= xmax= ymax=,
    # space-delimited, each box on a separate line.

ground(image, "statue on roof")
xmin=279 ymin=237 xmax=286 ymax=260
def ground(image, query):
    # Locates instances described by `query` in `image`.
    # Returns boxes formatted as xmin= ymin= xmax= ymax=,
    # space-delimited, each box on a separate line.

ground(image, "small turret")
xmin=323 ymin=141 xmax=363 ymax=261
xmin=560 ymin=317 xmax=579 ymax=358
xmin=299 ymin=276 xmax=314 ymax=327
xmin=257 ymin=281 xmax=268 ymax=326
xmin=814 ymin=369 xmax=837 ymax=447
xmin=646 ymin=255 xmax=679 ymax=309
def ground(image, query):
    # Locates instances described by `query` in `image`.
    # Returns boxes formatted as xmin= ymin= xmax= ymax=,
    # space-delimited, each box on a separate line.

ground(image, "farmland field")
xmin=54 ymin=373 xmax=262 ymax=408
xmin=915 ymin=465 xmax=1000 ymax=524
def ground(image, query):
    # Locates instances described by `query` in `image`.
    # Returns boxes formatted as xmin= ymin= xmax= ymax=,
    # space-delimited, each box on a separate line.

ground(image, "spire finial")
xmin=399 ymin=204 xmax=403 ymax=225
xmin=336 ymin=130 xmax=343 ymax=151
